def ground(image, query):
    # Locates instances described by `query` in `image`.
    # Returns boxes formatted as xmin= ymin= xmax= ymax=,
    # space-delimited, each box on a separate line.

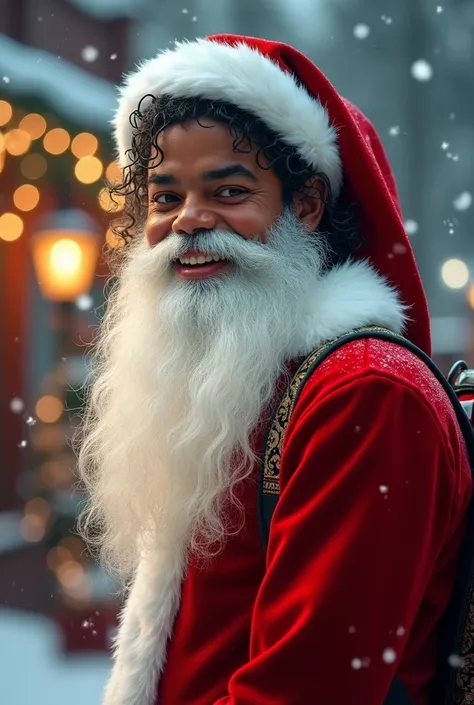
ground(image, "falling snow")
xmin=354 ymin=425 xmax=361 ymax=433
xmin=110 ymin=53 xmax=118 ymax=60
xmin=396 ymin=626 xmax=406 ymax=636
xmin=393 ymin=243 xmax=408 ymax=255
xmin=76 ymin=294 xmax=94 ymax=311
xmin=351 ymin=658 xmax=363 ymax=670
xmin=18 ymin=440 xmax=28 ymax=448
xmin=379 ymin=485 xmax=389 ymax=494
xmin=192 ymin=16 xmax=198 ymax=22
xmin=411 ymin=59 xmax=433 ymax=82
xmin=81 ymin=46 xmax=99 ymax=63
xmin=453 ymin=192 xmax=472 ymax=211
xmin=182 ymin=7 xmax=189 ymax=13
xmin=349 ymin=625 xmax=356 ymax=633
xmin=448 ymin=654 xmax=465 ymax=668
xmin=382 ymin=648 xmax=397 ymax=664
xmin=353 ymin=24 xmax=370 ymax=40
xmin=381 ymin=15 xmax=393 ymax=25
xmin=10 ymin=397 xmax=25 ymax=414
xmin=3 ymin=76 xmax=10 ymax=83
xmin=404 ymin=219 xmax=419 ymax=236
xmin=25 ymin=416 xmax=37 ymax=426
xmin=441 ymin=141 xmax=450 ymax=150
xmin=437 ymin=5 xmax=444 ymax=13
xmin=389 ymin=126 xmax=400 ymax=137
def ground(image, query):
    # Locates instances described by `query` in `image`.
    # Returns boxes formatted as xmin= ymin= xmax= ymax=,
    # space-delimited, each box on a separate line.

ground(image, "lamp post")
xmin=28 ymin=209 xmax=114 ymax=651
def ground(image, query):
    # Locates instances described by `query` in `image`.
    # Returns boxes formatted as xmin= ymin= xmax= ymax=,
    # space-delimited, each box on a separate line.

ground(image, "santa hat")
xmin=113 ymin=34 xmax=431 ymax=355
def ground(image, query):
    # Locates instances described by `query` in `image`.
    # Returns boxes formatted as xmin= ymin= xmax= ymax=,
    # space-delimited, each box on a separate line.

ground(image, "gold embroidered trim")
xmin=262 ymin=326 xmax=396 ymax=497
xmin=454 ymin=587 xmax=474 ymax=704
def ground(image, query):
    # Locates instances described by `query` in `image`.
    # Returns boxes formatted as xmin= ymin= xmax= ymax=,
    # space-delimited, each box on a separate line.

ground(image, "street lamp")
xmin=30 ymin=209 xmax=100 ymax=302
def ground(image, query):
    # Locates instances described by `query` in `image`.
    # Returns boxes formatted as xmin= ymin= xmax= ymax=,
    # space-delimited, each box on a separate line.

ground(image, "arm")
xmin=216 ymin=371 xmax=460 ymax=705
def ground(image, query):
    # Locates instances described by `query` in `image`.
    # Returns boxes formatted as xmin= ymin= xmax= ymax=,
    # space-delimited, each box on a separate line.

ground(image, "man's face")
xmin=145 ymin=119 xmax=284 ymax=279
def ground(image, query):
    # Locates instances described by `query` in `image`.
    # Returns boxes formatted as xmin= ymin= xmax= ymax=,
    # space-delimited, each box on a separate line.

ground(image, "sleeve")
xmin=214 ymin=371 xmax=460 ymax=705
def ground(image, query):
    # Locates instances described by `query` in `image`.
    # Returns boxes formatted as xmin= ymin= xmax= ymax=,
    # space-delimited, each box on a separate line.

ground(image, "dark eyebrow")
xmin=201 ymin=164 xmax=258 ymax=182
xmin=147 ymin=164 xmax=258 ymax=187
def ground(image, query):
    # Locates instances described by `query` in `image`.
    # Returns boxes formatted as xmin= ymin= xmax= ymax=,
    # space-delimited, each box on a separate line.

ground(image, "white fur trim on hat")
xmin=113 ymin=38 xmax=343 ymax=197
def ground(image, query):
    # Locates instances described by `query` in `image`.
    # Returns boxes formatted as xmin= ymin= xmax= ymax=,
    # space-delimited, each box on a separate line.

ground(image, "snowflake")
xmin=389 ymin=125 xmax=400 ymax=136
xmin=404 ymin=219 xmax=419 ymax=235
xmin=382 ymin=648 xmax=397 ymax=664
xmin=393 ymin=243 xmax=408 ymax=255
xmin=192 ymin=15 xmax=197 ymax=21
xmin=381 ymin=15 xmax=393 ymax=25
xmin=81 ymin=46 xmax=99 ymax=63
xmin=182 ymin=7 xmax=189 ymax=13
xmin=453 ymin=192 xmax=472 ymax=211
xmin=18 ymin=440 xmax=27 ymax=448
xmin=348 ymin=625 xmax=356 ymax=633
xmin=25 ymin=416 xmax=37 ymax=426
xmin=3 ymin=76 xmax=10 ymax=84
xmin=441 ymin=141 xmax=450 ymax=150
xmin=351 ymin=658 xmax=363 ymax=670
xmin=110 ymin=53 xmax=118 ymax=60
xmin=411 ymin=59 xmax=433 ymax=82
xmin=353 ymin=24 xmax=370 ymax=40
xmin=396 ymin=626 xmax=406 ymax=636
xmin=10 ymin=397 xmax=25 ymax=413
xmin=76 ymin=294 xmax=94 ymax=311
xmin=436 ymin=5 xmax=443 ymax=13
xmin=448 ymin=654 xmax=465 ymax=668
xmin=379 ymin=485 xmax=389 ymax=494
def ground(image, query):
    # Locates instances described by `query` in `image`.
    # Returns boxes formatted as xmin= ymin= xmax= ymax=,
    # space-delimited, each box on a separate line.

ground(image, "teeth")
xmin=178 ymin=254 xmax=226 ymax=266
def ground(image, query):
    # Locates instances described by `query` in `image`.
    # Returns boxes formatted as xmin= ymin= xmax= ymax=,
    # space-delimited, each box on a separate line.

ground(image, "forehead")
xmin=150 ymin=119 xmax=264 ymax=172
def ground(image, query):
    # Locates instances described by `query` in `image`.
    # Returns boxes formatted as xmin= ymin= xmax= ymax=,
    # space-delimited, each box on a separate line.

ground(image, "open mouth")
xmin=173 ymin=254 xmax=231 ymax=279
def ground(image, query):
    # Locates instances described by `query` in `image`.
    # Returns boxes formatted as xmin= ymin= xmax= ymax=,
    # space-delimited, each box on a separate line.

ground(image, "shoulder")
xmin=286 ymin=338 xmax=469 ymax=480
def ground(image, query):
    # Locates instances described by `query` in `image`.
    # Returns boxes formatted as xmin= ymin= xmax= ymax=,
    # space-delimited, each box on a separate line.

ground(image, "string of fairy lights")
xmin=0 ymin=98 xmax=124 ymax=249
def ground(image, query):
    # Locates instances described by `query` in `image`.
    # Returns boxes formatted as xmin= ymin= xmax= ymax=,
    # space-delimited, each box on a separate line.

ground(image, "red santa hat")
xmin=113 ymin=33 xmax=431 ymax=355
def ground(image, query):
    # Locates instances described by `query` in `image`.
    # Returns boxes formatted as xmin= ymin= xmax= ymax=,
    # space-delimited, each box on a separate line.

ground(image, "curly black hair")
xmin=109 ymin=94 xmax=363 ymax=264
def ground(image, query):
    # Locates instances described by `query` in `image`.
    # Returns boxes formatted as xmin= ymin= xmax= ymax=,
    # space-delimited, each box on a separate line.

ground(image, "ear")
xmin=293 ymin=176 xmax=327 ymax=232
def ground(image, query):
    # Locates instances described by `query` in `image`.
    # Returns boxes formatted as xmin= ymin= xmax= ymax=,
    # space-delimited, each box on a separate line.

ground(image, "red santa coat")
xmin=156 ymin=338 xmax=471 ymax=705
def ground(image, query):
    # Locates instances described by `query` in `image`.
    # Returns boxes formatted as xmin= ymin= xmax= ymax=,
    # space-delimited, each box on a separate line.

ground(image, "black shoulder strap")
xmin=258 ymin=326 xmax=474 ymax=705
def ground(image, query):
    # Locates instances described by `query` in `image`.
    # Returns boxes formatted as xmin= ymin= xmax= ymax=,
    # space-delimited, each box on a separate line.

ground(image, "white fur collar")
xmin=102 ymin=258 xmax=407 ymax=704
xmin=289 ymin=258 xmax=408 ymax=359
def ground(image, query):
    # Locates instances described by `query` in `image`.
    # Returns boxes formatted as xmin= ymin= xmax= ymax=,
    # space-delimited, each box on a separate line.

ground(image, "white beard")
xmin=75 ymin=208 xmax=329 ymax=587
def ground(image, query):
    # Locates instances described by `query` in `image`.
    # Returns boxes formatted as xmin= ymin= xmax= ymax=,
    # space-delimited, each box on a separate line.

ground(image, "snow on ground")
xmin=0 ymin=607 xmax=111 ymax=705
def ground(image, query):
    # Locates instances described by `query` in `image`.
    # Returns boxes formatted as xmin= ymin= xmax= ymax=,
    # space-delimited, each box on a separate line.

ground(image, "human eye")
xmin=217 ymin=186 xmax=248 ymax=198
xmin=150 ymin=192 xmax=180 ymax=204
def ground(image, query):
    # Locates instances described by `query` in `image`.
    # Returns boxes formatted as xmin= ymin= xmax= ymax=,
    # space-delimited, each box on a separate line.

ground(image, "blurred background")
xmin=0 ymin=1 xmax=473 ymax=703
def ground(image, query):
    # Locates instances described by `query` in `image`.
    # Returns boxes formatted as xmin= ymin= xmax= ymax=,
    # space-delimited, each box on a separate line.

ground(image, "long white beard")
xmin=75 ymin=208 xmax=328 ymax=586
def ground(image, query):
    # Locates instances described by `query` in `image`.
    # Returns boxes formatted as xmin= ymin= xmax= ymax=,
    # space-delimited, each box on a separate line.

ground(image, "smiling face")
xmin=145 ymin=119 xmax=284 ymax=251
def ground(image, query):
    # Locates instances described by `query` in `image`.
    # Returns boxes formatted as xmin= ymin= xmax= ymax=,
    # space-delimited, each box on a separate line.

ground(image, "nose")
xmin=171 ymin=198 xmax=217 ymax=235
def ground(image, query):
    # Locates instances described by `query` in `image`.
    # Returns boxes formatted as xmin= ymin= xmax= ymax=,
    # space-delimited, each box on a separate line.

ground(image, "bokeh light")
xmin=43 ymin=128 xmax=70 ymax=155
xmin=20 ymin=153 xmax=48 ymax=180
xmin=71 ymin=132 xmax=98 ymax=158
xmin=5 ymin=129 xmax=32 ymax=156
xmin=74 ymin=155 xmax=103 ymax=183
xmin=441 ymin=258 xmax=469 ymax=289
xmin=467 ymin=283 xmax=474 ymax=310
xmin=98 ymin=187 xmax=125 ymax=212
xmin=35 ymin=395 xmax=63 ymax=423
xmin=105 ymin=227 xmax=125 ymax=248
xmin=13 ymin=184 xmax=40 ymax=211
xmin=105 ymin=160 xmax=122 ymax=185
xmin=0 ymin=100 xmax=12 ymax=126
xmin=19 ymin=113 xmax=47 ymax=140
xmin=0 ymin=212 xmax=24 ymax=242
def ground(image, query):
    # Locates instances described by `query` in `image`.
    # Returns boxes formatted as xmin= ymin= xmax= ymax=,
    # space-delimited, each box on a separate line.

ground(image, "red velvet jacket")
xmin=156 ymin=338 xmax=472 ymax=705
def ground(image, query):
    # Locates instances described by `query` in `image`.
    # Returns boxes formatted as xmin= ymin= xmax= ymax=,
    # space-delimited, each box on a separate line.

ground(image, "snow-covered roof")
xmin=0 ymin=34 xmax=116 ymax=132
xmin=66 ymin=0 xmax=149 ymax=19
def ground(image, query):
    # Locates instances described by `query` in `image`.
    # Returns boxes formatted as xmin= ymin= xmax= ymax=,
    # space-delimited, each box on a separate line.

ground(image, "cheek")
xmin=228 ymin=204 xmax=280 ymax=242
xmin=145 ymin=214 xmax=169 ymax=246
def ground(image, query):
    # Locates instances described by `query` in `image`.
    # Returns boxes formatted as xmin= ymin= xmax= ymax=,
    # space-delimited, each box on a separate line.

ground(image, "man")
xmin=76 ymin=35 xmax=472 ymax=705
